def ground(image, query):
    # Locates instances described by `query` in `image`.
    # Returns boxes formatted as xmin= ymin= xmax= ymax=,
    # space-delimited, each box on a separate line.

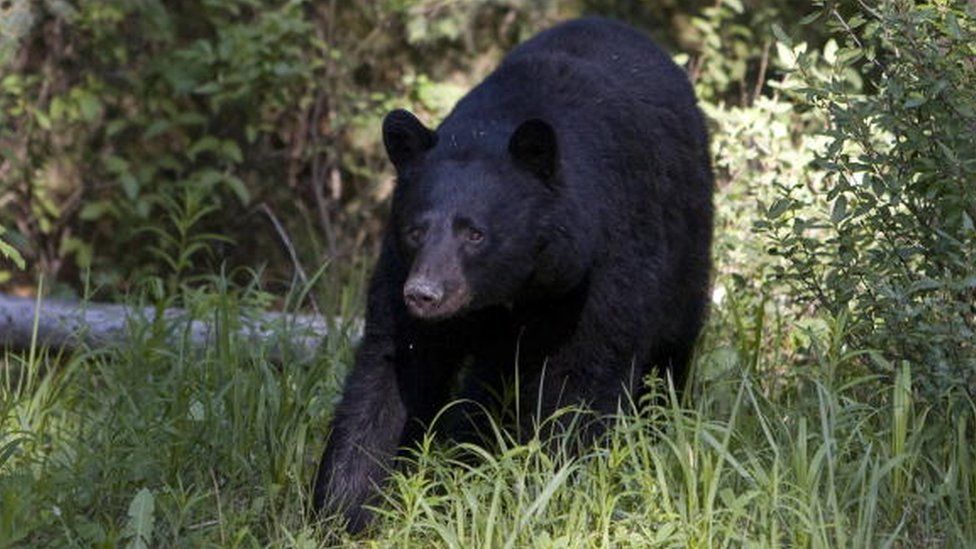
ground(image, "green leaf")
xmin=0 ymin=435 xmax=27 ymax=468
xmin=106 ymin=118 xmax=128 ymax=136
xmin=33 ymin=108 xmax=51 ymax=130
xmin=222 ymin=174 xmax=250 ymax=205
xmin=831 ymin=195 xmax=848 ymax=224
xmin=188 ymin=136 xmax=221 ymax=161
xmin=946 ymin=13 xmax=962 ymax=39
xmin=836 ymin=47 xmax=864 ymax=64
xmin=143 ymin=120 xmax=171 ymax=140
xmin=904 ymin=95 xmax=926 ymax=108
xmin=60 ymin=235 xmax=93 ymax=269
xmin=823 ymin=40 xmax=838 ymax=65
xmin=957 ymin=276 xmax=976 ymax=290
xmin=123 ymin=488 xmax=155 ymax=549
xmin=50 ymin=96 xmax=67 ymax=120
xmin=104 ymin=155 xmax=130 ymax=174
xmin=799 ymin=10 xmax=823 ymax=26
xmin=767 ymin=198 xmax=792 ymax=219
xmin=775 ymin=42 xmax=796 ymax=69
xmin=188 ymin=400 xmax=205 ymax=421
xmin=909 ymin=279 xmax=940 ymax=294
xmin=77 ymin=92 xmax=101 ymax=122
xmin=120 ymin=173 xmax=140 ymax=201
xmin=175 ymin=112 xmax=207 ymax=127
xmin=221 ymin=140 xmax=243 ymax=163
xmin=0 ymin=235 xmax=25 ymax=270
xmin=193 ymin=81 xmax=221 ymax=95
xmin=79 ymin=201 xmax=114 ymax=221
xmin=136 ymin=199 xmax=151 ymax=219
xmin=771 ymin=23 xmax=790 ymax=46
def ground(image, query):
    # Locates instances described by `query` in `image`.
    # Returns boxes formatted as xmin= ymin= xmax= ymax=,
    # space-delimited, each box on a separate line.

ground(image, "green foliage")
xmin=684 ymin=0 xmax=788 ymax=105
xmin=759 ymin=0 xmax=976 ymax=393
xmin=1 ymin=0 xmax=321 ymax=291
xmin=0 ymin=0 xmax=566 ymax=293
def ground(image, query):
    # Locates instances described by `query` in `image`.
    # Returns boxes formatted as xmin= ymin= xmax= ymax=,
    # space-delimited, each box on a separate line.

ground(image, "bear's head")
xmin=382 ymin=109 xmax=580 ymax=321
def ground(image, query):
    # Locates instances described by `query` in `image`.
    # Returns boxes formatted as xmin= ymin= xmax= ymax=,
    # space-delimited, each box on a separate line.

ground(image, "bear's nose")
xmin=404 ymin=278 xmax=444 ymax=316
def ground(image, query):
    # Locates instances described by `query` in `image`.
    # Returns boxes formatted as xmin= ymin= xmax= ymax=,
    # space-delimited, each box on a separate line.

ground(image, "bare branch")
xmin=260 ymin=202 xmax=322 ymax=317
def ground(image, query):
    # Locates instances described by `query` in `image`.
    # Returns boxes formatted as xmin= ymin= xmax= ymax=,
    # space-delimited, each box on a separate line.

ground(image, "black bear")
xmin=313 ymin=17 xmax=713 ymax=532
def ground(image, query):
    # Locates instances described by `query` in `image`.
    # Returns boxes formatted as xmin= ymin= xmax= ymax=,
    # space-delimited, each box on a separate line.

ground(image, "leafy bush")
xmin=760 ymin=0 xmax=976 ymax=393
xmin=0 ymin=0 xmax=561 ymax=294
xmin=1 ymin=0 xmax=322 ymax=292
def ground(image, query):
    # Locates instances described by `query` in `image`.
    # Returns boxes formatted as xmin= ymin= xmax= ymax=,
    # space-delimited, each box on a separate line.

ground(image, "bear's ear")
xmin=383 ymin=109 xmax=436 ymax=170
xmin=508 ymin=118 xmax=558 ymax=181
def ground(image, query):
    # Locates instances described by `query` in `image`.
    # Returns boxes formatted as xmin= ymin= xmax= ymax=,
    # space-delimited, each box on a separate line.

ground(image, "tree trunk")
xmin=0 ymin=294 xmax=335 ymax=361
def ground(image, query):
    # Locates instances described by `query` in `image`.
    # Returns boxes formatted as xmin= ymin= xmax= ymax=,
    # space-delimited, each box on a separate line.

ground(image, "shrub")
xmin=760 ymin=0 xmax=976 ymax=394
xmin=0 ymin=1 xmax=560 ymax=294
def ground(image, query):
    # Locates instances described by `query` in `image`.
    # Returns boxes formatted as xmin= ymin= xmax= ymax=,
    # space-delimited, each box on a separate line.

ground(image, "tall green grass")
xmin=2 ymin=277 xmax=973 ymax=547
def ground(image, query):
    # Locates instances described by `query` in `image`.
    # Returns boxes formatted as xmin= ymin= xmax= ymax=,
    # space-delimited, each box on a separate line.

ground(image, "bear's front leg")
xmin=312 ymin=333 xmax=406 ymax=532
xmin=313 ymin=329 xmax=458 ymax=532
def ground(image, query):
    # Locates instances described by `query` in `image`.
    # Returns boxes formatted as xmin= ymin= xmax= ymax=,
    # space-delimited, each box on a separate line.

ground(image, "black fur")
xmin=313 ymin=17 xmax=714 ymax=533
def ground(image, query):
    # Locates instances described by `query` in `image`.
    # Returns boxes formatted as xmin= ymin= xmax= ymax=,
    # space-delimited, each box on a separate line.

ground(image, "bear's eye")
xmin=405 ymin=226 xmax=426 ymax=246
xmin=466 ymin=227 xmax=485 ymax=244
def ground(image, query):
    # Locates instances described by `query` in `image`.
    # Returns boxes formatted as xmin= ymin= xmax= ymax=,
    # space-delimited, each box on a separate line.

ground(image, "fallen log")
xmin=0 ymin=294 xmax=334 ymax=361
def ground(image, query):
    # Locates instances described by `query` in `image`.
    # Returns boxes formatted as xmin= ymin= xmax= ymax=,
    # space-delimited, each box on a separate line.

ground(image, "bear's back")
xmin=505 ymin=17 xmax=691 ymax=102
xmin=440 ymin=18 xmax=697 ymax=131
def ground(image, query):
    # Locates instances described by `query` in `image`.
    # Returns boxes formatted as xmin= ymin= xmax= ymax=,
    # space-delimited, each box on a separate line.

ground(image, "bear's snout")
xmin=404 ymin=277 xmax=444 ymax=316
xmin=403 ymin=274 xmax=471 ymax=320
